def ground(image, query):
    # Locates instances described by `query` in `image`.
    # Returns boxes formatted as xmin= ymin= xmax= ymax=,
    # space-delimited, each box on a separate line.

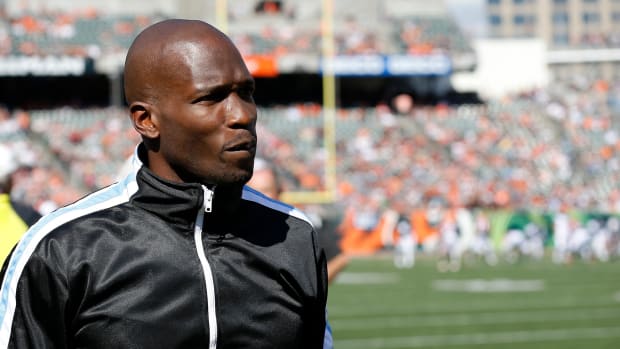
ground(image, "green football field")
xmin=327 ymin=255 xmax=620 ymax=349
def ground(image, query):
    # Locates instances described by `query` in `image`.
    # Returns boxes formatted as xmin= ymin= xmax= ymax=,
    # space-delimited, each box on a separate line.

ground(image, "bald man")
xmin=0 ymin=19 xmax=328 ymax=348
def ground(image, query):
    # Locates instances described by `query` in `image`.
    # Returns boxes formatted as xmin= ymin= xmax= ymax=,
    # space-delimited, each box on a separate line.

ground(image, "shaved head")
xmin=124 ymin=19 xmax=236 ymax=105
xmin=123 ymin=19 xmax=257 ymax=187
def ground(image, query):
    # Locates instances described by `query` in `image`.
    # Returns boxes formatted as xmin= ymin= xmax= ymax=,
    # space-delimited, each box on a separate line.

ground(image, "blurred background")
xmin=1 ymin=0 xmax=619 ymax=348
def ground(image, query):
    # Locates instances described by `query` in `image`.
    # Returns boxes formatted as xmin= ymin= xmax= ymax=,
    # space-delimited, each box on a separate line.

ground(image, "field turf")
xmin=327 ymin=256 xmax=620 ymax=349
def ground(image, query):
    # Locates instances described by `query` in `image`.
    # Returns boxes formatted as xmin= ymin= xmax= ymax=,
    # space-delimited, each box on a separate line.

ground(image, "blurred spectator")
xmin=0 ymin=144 xmax=41 ymax=263
xmin=248 ymin=157 xmax=349 ymax=283
xmin=255 ymin=1 xmax=283 ymax=14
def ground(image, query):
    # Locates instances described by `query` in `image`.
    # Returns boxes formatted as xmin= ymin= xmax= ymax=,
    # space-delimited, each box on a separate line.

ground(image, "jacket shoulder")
xmin=242 ymin=186 xmax=314 ymax=228
xmin=1 ymin=180 xmax=136 ymax=282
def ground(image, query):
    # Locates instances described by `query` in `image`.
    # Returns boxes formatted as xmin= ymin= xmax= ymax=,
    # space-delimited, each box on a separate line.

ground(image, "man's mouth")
xmin=225 ymin=138 xmax=257 ymax=152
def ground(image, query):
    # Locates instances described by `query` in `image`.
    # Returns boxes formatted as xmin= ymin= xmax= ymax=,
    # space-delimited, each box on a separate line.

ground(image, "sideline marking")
xmin=335 ymin=326 xmax=620 ymax=349
xmin=331 ymin=307 xmax=620 ymax=330
xmin=614 ymin=291 xmax=620 ymax=302
xmin=432 ymin=279 xmax=544 ymax=293
xmin=335 ymin=272 xmax=399 ymax=284
xmin=328 ymin=295 xmax=619 ymax=318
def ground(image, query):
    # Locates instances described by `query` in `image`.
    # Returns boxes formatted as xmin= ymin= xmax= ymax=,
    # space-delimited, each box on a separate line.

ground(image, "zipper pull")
xmin=202 ymin=185 xmax=215 ymax=213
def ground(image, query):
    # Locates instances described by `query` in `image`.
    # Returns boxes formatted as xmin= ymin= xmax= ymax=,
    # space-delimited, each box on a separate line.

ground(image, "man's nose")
xmin=225 ymin=94 xmax=257 ymax=128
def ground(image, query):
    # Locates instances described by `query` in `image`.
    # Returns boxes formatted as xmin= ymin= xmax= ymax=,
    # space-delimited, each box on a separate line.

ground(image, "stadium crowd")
xmin=0 ymin=8 xmax=166 ymax=58
xmin=0 ymin=6 xmax=471 ymax=58
xmin=2 ymin=2 xmax=620 ymax=267
xmin=256 ymin=73 xmax=620 ymax=214
xmin=2 ymin=69 xmax=620 ymax=265
xmin=2 ymin=5 xmax=618 ymax=61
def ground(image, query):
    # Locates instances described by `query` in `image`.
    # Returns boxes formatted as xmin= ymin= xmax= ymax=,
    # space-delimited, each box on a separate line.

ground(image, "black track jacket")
xmin=0 ymin=145 xmax=328 ymax=348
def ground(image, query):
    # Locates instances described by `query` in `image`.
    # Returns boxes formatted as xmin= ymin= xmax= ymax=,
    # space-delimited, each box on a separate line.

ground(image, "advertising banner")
xmin=0 ymin=56 xmax=92 ymax=76
xmin=321 ymin=54 xmax=452 ymax=76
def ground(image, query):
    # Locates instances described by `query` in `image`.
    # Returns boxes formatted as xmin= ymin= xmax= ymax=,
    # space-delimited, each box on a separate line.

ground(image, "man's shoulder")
xmin=17 ymin=182 xmax=136 ymax=250
xmin=242 ymin=186 xmax=314 ymax=228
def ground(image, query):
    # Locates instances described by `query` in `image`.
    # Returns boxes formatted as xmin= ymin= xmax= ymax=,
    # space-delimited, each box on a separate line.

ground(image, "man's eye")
xmin=211 ymin=91 xmax=229 ymax=101
xmin=238 ymin=87 xmax=255 ymax=100
xmin=194 ymin=91 xmax=227 ymax=104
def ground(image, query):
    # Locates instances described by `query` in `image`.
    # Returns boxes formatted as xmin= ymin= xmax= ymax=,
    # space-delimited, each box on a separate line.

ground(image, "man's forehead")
xmin=167 ymin=40 xmax=205 ymax=69
xmin=169 ymin=41 xmax=251 ymax=86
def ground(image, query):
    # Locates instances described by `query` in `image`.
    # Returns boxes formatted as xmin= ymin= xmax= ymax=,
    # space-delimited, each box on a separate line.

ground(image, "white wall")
xmin=451 ymin=38 xmax=550 ymax=99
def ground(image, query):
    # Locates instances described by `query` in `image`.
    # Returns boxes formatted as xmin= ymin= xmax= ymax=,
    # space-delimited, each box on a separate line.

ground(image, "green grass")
xmin=327 ymin=255 xmax=620 ymax=349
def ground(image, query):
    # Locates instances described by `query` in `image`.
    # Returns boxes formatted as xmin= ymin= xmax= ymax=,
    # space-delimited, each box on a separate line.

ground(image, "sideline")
xmin=432 ymin=279 xmax=545 ymax=292
xmin=335 ymin=326 xmax=620 ymax=348
xmin=331 ymin=307 xmax=620 ymax=330
xmin=335 ymin=272 xmax=400 ymax=284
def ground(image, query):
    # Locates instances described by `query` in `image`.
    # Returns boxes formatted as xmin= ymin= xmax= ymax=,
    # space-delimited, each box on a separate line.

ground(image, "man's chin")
xmin=223 ymin=168 xmax=254 ymax=187
xmin=232 ymin=157 xmax=255 ymax=182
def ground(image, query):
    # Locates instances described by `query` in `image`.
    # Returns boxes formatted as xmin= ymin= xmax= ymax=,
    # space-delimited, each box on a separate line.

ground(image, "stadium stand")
xmin=1 ymin=10 xmax=166 ymax=58
xmin=0 ymin=3 xmax=474 ymax=59
xmin=5 ymin=78 xmax=620 ymax=261
xmin=1 ymin=1 xmax=619 ymax=263
xmin=2 ymin=72 xmax=620 ymax=237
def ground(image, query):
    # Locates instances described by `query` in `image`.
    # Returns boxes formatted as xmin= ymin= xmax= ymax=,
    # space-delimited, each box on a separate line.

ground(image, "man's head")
xmin=124 ymin=19 xmax=257 ymax=187
xmin=247 ymin=158 xmax=282 ymax=200
xmin=0 ymin=144 xmax=17 ymax=194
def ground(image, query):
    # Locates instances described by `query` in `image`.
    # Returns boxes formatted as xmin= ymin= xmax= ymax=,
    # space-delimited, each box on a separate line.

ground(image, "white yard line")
xmin=329 ymin=297 xmax=619 ymax=318
xmin=331 ymin=307 xmax=620 ymax=331
xmin=432 ymin=279 xmax=545 ymax=292
xmin=335 ymin=272 xmax=400 ymax=284
xmin=335 ymin=326 xmax=620 ymax=349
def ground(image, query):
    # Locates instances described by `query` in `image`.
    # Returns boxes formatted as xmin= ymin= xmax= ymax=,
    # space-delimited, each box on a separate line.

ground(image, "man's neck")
xmin=211 ymin=184 xmax=244 ymax=216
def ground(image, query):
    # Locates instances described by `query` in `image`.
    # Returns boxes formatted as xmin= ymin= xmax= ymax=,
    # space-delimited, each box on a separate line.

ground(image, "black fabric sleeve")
xmin=317 ymin=215 xmax=343 ymax=262
xmin=10 ymin=200 xmax=42 ymax=227
xmin=5 ymin=253 xmax=70 ymax=349
xmin=310 ymin=228 xmax=328 ymax=349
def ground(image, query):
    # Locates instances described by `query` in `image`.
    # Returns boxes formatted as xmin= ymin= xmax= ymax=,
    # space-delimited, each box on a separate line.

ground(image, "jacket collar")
xmin=129 ymin=144 xmax=206 ymax=235
xmin=132 ymin=165 xmax=205 ymax=235
xmin=127 ymin=143 xmax=245 ymax=235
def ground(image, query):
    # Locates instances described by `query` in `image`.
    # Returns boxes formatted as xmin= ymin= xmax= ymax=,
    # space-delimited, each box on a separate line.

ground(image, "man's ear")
xmin=129 ymin=102 xmax=159 ymax=139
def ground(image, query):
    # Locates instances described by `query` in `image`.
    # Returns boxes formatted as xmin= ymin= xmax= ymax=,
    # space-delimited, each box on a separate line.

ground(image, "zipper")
xmin=194 ymin=185 xmax=218 ymax=349
xmin=204 ymin=187 xmax=214 ymax=213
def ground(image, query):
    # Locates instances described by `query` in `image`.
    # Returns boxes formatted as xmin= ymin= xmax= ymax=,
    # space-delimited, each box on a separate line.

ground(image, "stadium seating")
xmin=3 ymin=70 xmax=616 ymax=216
xmin=0 ymin=7 xmax=473 ymax=58
xmin=2 ymin=4 xmax=620 ymax=261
